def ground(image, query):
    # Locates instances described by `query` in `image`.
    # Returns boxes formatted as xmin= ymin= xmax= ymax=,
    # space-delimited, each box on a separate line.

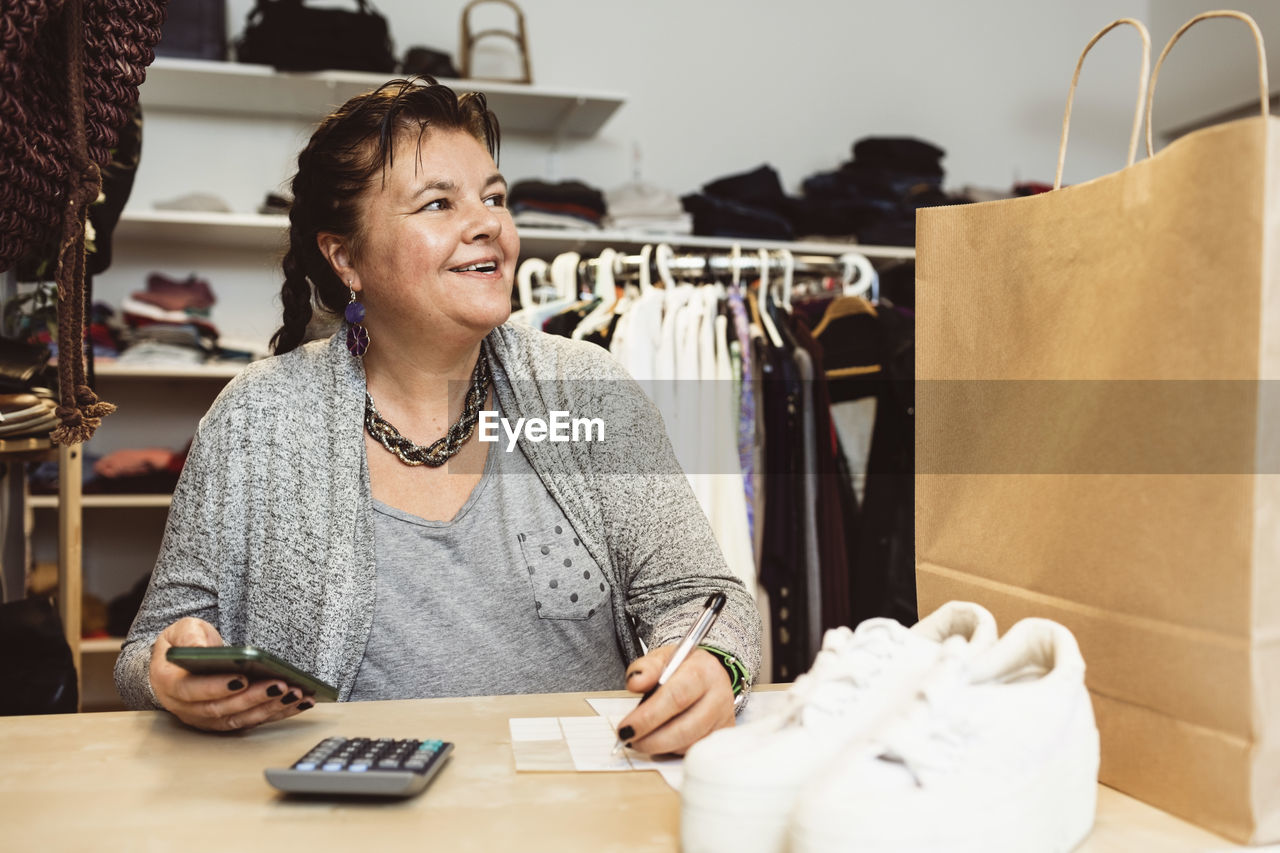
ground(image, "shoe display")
xmin=680 ymin=601 xmax=998 ymax=853
xmin=790 ymin=617 xmax=1099 ymax=853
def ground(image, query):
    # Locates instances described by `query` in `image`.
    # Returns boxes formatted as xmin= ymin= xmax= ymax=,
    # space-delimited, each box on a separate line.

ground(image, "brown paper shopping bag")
xmin=916 ymin=11 xmax=1280 ymax=844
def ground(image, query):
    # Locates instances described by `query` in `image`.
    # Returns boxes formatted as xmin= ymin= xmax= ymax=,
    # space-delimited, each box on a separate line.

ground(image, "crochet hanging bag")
xmin=0 ymin=0 xmax=167 ymax=443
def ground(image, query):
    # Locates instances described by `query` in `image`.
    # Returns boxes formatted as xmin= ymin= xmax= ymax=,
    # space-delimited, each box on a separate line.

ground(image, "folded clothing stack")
xmin=0 ymin=390 xmax=59 ymax=439
xmin=119 ymin=272 xmax=219 ymax=365
xmin=28 ymin=440 xmax=190 ymax=494
xmin=23 ymin=302 xmax=123 ymax=362
xmin=604 ymin=182 xmax=692 ymax=235
xmin=681 ymin=164 xmax=796 ymax=241
xmin=510 ymin=180 xmax=607 ymax=230
xmin=799 ymin=137 xmax=957 ymax=246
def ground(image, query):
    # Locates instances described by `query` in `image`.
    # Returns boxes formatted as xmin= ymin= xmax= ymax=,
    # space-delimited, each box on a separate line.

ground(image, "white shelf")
xmin=115 ymin=210 xmax=916 ymax=260
xmin=114 ymin=210 xmax=288 ymax=251
xmin=29 ymin=494 xmax=173 ymax=509
xmin=96 ymin=360 xmax=247 ymax=379
xmin=81 ymin=637 xmax=126 ymax=654
xmin=139 ymin=57 xmax=626 ymax=138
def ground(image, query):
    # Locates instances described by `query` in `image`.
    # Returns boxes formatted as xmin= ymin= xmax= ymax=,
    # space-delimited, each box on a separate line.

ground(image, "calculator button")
xmin=322 ymin=762 xmax=344 ymax=771
xmin=294 ymin=762 xmax=316 ymax=771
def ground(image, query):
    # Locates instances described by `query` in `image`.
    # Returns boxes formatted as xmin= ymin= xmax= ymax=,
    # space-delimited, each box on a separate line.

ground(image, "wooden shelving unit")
xmin=1 ymin=440 xmax=83 ymax=702
xmin=29 ymin=494 xmax=172 ymax=510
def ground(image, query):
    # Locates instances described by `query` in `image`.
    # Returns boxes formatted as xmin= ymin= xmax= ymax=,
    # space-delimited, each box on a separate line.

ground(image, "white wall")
xmin=126 ymin=0 xmax=1278 ymax=348
xmin=1147 ymin=1 xmax=1280 ymax=142
xmin=210 ymin=0 xmax=1159 ymax=196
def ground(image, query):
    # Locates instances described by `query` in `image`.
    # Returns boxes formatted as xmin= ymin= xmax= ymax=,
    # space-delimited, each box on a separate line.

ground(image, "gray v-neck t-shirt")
xmin=349 ymin=434 xmax=627 ymax=700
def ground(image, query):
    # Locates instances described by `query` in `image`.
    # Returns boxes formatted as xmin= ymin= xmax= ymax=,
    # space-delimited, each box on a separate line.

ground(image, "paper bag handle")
xmin=1144 ymin=10 xmax=1268 ymax=157
xmin=1055 ymin=18 xmax=1151 ymax=190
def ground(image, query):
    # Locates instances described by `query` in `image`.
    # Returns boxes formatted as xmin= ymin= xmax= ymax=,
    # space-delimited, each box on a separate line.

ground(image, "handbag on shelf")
xmin=154 ymin=0 xmax=228 ymax=62
xmin=234 ymin=0 xmax=397 ymax=74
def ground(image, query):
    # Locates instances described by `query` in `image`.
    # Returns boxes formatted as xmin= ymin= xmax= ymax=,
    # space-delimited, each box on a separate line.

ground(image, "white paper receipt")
xmin=509 ymin=692 xmax=790 ymax=790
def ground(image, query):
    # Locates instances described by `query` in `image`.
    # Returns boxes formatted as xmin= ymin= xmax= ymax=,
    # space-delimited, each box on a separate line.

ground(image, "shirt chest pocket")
xmin=516 ymin=524 xmax=609 ymax=620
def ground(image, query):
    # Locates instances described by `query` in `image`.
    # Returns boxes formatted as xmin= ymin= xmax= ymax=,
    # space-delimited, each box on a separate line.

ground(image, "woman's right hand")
xmin=149 ymin=617 xmax=315 ymax=732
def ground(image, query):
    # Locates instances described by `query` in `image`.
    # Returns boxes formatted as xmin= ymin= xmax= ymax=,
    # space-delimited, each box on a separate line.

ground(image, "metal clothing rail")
xmin=578 ymin=246 xmax=874 ymax=287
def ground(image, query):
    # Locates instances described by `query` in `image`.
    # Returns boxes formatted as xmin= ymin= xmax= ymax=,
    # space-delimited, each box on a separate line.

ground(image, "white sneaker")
xmin=789 ymin=618 xmax=1100 ymax=853
xmin=680 ymin=601 xmax=998 ymax=853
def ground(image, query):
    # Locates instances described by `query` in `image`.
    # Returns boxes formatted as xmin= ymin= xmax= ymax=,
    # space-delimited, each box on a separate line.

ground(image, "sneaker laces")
xmin=784 ymin=623 xmax=908 ymax=728
xmin=873 ymin=656 xmax=975 ymax=786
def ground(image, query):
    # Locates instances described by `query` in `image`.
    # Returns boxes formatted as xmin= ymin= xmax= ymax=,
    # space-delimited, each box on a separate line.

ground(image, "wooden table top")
xmin=0 ymin=689 xmax=1242 ymax=852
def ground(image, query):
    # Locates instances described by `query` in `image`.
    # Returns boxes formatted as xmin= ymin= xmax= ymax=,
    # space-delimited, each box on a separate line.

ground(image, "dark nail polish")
xmin=296 ymin=701 xmax=314 ymax=711
xmin=624 ymin=742 xmax=632 ymax=749
xmin=266 ymin=684 xmax=283 ymax=697
xmin=618 ymin=725 xmax=634 ymax=741
xmin=227 ymin=679 xmax=244 ymax=691
xmin=281 ymin=692 xmax=299 ymax=705
xmin=626 ymin=669 xmax=642 ymax=681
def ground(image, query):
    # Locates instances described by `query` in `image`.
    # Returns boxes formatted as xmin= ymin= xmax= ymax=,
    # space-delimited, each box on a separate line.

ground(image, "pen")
xmin=614 ymin=591 xmax=727 ymax=753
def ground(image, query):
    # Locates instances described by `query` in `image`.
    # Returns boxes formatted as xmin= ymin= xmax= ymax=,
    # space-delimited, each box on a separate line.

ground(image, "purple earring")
xmin=345 ymin=284 xmax=369 ymax=357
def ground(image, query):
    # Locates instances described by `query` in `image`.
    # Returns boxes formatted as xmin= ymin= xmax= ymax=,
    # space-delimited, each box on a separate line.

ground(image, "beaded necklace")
xmin=364 ymin=351 xmax=491 ymax=467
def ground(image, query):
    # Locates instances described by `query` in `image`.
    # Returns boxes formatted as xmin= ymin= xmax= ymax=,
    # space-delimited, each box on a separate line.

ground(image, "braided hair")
xmin=270 ymin=78 xmax=500 ymax=355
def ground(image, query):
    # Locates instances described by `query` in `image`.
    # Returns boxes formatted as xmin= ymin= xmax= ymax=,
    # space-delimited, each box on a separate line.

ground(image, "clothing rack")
xmin=576 ymin=242 xmax=875 ymax=289
xmin=575 ymin=245 xmax=878 ymax=296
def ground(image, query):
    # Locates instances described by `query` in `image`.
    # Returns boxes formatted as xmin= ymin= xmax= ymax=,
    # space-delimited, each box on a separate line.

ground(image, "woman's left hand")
xmin=615 ymin=645 xmax=735 ymax=755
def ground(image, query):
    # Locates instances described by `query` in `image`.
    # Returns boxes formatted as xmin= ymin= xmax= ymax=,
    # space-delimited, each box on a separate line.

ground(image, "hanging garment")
xmin=702 ymin=290 xmax=755 ymax=600
xmin=791 ymin=319 xmax=852 ymax=635
xmin=609 ymin=281 xmax=663 ymax=382
xmin=816 ymin=305 xmax=916 ymax=626
xmin=542 ymin=299 xmax=599 ymax=337
xmin=791 ymin=344 xmax=822 ymax=658
xmin=752 ymin=291 xmax=809 ymax=681
xmin=725 ymin=288 xmax=758 ymax=543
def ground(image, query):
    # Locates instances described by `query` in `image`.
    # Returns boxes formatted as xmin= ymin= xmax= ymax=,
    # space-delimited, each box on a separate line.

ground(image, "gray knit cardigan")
xmin=115 ymin=322 xmax=762 ymax=709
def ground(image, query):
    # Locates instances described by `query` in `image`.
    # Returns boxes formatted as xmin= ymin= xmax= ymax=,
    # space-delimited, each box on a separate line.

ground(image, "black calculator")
xmin=265 ymin=736 xmax=454 ymax=798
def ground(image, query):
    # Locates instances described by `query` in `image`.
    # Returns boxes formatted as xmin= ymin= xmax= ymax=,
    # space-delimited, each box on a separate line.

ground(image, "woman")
xmin=114 ymin=79 xmax=761 ymax=756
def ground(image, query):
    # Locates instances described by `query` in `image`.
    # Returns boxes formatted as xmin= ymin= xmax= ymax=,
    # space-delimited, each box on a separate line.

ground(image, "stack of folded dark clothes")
xmin=118 ymin=272 xmax=219 ymax=366
xmin=799 ymin=137 xmax=959 ymax=246
xmin=681 ymin=164 xmax=796 ymax=241
xmin=510 ymin=180 xmax=607 ymax=229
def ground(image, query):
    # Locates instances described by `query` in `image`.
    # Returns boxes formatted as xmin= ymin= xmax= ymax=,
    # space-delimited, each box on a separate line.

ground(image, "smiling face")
xmin=332 ymin=127 xmax=518 ymax=352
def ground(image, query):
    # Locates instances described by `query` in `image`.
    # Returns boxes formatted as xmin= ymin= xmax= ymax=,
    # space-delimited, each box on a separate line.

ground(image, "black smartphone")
xmin=165 ymin=646 xmax=338 ymax=702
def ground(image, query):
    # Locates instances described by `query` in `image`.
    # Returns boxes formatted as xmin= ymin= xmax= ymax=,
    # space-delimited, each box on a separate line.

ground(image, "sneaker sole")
xmin=681 ymin=775 xmax=805 ymax=853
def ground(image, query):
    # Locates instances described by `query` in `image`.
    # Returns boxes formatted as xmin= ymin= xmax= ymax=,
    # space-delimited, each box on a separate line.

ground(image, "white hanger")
xmin=839 ymin=252 xmax=878 ymax=300
xmin=550 ymin=251 xmax=582 ymax=301
xmin=654 ymin=243 xmax=678 ymax=289
xmin=756 ymin=246 xmax=783 ymax=348
xmin=637 ymin=244 xmax=654 ymax=296
xmin=774 ymin=248 xmax=795 ymax=312
xmin=517 ymin=257 xmax=550 ymax=309
xmin=571 ymin=247 xmax=620 ymax=340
